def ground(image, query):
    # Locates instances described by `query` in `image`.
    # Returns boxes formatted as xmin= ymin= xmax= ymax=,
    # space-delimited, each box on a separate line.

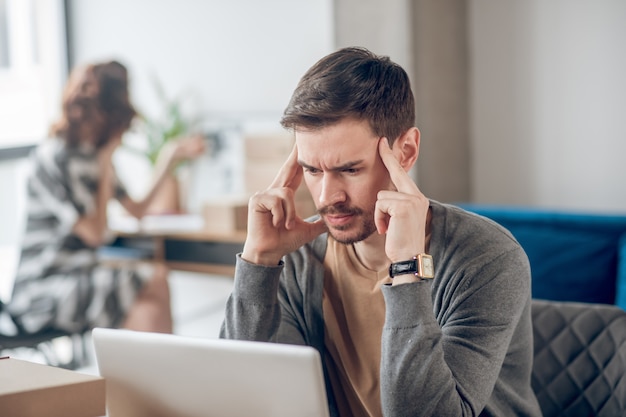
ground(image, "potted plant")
xmin=125 ymin=78 xmax=203 ymax=214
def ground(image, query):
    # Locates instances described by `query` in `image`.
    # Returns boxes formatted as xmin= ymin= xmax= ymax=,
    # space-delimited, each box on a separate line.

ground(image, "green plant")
xmin=126 ymin=78 xmax=201 ymax=166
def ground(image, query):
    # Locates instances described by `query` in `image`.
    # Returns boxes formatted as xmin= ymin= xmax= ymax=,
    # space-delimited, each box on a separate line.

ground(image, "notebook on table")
xmin=92 ymin=327 xmax=330 ymax=417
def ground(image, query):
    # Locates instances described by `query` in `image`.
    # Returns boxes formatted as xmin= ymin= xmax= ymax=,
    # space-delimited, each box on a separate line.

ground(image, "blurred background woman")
xmin=8 ymin=60 xmax=204 ymax=335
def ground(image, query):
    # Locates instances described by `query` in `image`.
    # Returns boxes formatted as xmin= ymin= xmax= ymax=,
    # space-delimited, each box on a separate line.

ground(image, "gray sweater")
xmin=221 ymin=201 xmax=542 ymax=416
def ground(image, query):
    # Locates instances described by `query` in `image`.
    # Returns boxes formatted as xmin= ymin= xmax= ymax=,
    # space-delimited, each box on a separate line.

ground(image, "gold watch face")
xmin=420 ymin=255 xmax=435 ymax=278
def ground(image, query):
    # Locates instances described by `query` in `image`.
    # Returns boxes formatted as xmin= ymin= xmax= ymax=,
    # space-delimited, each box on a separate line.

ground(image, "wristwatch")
xmin=388 ymin=254 xmax=434 ymax=279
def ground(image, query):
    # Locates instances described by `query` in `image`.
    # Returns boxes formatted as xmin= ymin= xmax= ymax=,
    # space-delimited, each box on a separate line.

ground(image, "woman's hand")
xmin=157 ymin=134 xmax=206 ymax=171
xmin=75 ymin=135 xmax=122 ymax=247
xmin=98 ymin=134 xmax=123 ymax=167
xmin=122 ymin=134 xmax=206 ymax=219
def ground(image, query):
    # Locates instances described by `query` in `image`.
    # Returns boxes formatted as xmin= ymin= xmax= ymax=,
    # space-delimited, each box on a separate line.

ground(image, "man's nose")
xmin=318 ymin=175 xmax=346 ymax=207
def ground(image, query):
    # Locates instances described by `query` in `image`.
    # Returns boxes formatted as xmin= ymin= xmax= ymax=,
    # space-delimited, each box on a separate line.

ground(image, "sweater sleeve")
xmin=219 ymin=254 xmax=311 ymax=346
xmin=219 ymin=254 xmax=284 ymax=341
xmin=379 ymin=246 xmax=534 ymax=416
xmin=220 ymin=232 xmax=328 ymax=347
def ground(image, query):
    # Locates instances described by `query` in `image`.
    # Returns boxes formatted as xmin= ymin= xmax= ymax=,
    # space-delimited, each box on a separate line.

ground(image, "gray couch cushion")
xmin=532 ymin=299 xmax=626 ymax=416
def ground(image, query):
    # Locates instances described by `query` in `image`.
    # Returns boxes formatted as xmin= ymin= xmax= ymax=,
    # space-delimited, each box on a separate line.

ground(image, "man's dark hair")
xmin=280 ymin=47 xmax=415 ymax=143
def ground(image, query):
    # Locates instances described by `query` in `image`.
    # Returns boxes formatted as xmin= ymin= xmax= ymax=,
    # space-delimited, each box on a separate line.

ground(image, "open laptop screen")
xmin=92 ymin=328 xmax=330 ymax=417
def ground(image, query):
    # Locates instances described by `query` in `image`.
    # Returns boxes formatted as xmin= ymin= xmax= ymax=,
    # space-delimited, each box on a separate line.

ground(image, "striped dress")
xmin=8 ymin=138 xmax=151 ymax=334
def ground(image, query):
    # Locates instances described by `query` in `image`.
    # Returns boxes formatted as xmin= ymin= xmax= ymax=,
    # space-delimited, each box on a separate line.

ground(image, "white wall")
xmin=69 ymin=0 xmax=334 ymax=120
xmin=334 ymin=0 xmax=413 ymax=73
xmin=469 ymin=0 xmax=626 ymax=213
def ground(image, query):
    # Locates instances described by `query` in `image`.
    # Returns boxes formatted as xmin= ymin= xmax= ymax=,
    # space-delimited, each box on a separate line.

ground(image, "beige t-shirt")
xmin=323 ymin=237 xmax=391 ymax=417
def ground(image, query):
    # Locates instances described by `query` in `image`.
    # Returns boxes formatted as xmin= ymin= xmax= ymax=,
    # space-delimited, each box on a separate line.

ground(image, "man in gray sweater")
xmin=221 ymin=47 xmax=541 ymax=417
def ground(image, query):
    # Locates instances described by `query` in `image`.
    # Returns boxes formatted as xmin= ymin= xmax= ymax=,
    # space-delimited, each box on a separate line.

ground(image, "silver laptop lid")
xmin=92 ymin=328 xmax=330 ymax=417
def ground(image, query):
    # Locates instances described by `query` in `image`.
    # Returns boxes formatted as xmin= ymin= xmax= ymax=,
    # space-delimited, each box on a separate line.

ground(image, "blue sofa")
xmin=458 ymin=204 xmax=626 ymax=311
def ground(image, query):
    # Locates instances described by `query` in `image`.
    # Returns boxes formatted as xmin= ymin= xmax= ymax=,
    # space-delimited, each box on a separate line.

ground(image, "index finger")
xmin=268 ymin=143 xmax=302 ymax=190
xmin=378 ymin=137 xmax=419 ymax=194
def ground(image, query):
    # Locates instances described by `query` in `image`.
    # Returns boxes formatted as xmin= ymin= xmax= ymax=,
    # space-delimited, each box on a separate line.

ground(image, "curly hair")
xmin=49 ymin=60 xmax=137 ymax=148
xmin=280 ymin=47 xmax=415 ymax=144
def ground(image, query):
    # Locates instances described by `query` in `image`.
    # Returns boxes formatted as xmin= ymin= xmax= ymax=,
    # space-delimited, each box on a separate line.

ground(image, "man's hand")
xmin=242 ymin=145 xmax=327 ymax=266
xmin=375 ymin=137 xmax=429 ymax=265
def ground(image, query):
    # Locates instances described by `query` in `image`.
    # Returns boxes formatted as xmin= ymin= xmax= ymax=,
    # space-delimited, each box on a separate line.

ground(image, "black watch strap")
xmin=388 ymin=254 xmax=434 ymax=279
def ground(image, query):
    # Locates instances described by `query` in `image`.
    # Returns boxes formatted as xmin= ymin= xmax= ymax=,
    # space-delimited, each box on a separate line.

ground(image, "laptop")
xmin=92 ymin=328 xmax=330 ymax=417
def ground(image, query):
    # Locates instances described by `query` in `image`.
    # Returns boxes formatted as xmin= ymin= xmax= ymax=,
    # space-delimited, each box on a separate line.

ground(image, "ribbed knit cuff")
xmin=381 ymin=280 xmax=434 ymax=328
xmin=233 ymin=253 xmax=284 ymax=301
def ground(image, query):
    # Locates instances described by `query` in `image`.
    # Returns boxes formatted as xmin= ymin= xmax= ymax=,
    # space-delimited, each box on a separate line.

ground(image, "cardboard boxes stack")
xmin=203 ymin=131 xmax=316 ymax=234
xmin=0 ymin=357 xmax=105 ymax=417
xmin=243 ymin=131 xmax=316 ymax=217
xmin=202 ymin=197 xmax=249 ymax=235
xmin=242 ymin=131 xmax=294 ymax=192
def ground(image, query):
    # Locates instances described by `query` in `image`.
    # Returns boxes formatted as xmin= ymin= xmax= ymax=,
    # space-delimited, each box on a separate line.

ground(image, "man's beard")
xmin=318 ymin=203 xmax=377 ymax=245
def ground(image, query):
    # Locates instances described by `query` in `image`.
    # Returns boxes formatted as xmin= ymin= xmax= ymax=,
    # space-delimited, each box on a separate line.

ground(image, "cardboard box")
xmin=243 ymin=131 xmax=295 ymax=161
xmin=0 ymin=357 xmax=105 ymax=417
xmin=203 ymin=199 xmax=249 ymax=234
xmin=243 ymin=131 xmax=297 ymax=194
xmin=244 ymin=161 xmax=283 ymax=194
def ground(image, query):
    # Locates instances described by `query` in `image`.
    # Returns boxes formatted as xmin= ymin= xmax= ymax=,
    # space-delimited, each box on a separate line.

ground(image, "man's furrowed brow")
xmin=297 ymin=159 xmax=364 ymax=171
xmin=297 ymin=159 xmax=316 ymax=170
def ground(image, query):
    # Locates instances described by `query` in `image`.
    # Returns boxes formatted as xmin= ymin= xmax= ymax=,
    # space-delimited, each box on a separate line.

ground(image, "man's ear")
xmin=393 ymin=127 xmax=420 ymax=172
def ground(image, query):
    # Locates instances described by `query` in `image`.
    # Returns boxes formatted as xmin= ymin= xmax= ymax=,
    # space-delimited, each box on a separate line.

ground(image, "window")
xmin=0 ymin=0 xmax=67 ymax=149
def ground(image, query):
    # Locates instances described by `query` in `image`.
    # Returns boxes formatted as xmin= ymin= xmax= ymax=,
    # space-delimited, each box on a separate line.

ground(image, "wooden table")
xmin=102 ymin=229 xmax=246 ymax=277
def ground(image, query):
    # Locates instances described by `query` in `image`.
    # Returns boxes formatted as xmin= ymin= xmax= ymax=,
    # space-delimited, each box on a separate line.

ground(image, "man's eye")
xmin=343 ymin=168 xmax=359 ymax=174
xmin=305 ymin=167 xmax=321 ymax=175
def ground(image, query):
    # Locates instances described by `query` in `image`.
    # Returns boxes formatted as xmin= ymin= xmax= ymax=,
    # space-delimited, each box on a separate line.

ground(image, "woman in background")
xmin=8 ymin=60 xmax=204 ymax=335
